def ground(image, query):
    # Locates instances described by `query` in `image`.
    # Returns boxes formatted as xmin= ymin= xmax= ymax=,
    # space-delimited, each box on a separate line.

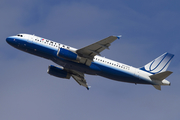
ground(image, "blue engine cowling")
xmin=57 ymin=48 xmax=80 ymax=61
xmin=47 ymin=65 xmax=71 ymax=79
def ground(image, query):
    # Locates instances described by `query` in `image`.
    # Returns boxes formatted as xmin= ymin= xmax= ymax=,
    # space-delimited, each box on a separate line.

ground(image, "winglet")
xmin=116 ymin=35 xmax=122 ymax=39
xmin=86 ymin=86 xmax=91 ymax=90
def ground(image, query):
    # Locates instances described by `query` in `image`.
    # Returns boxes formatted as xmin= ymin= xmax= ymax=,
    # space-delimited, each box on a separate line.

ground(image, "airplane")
xmin=6 ymin=34 xmax=174 ymax=90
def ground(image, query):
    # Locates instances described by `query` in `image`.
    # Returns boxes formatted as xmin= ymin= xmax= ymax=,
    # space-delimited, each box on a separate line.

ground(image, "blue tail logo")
xmin=140 ymin=53 xmax=174 ymax=74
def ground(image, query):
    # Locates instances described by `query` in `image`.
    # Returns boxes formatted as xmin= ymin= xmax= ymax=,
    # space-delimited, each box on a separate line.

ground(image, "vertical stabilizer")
xmin=140 ymin=53 xmax=174 ymax=74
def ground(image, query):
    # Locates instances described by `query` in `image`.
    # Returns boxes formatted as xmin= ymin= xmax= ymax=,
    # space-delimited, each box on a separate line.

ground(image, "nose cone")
xmin=6 ymin=37 xmax=14 ymax=45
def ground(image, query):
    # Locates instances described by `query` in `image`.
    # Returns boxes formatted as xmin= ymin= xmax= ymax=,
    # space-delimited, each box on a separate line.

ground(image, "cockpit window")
xmin=17 ymin=34 xmax=23 ymax=37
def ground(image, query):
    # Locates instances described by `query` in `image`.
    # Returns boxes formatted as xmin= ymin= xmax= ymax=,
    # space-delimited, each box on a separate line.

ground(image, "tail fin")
xmin=140 ymin=52 xmax=174 ymax=74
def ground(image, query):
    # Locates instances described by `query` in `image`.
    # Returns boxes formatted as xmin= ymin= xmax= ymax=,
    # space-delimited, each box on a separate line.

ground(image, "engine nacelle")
xmin=47 ymin=65 xmax=71 ymax=79
xmin=57 ymin=48 xmax=81 ymax=61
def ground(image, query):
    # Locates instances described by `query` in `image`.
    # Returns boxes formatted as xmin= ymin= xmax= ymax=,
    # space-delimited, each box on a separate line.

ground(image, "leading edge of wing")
xmin=76 ymin=35 xmax=121 ymax=59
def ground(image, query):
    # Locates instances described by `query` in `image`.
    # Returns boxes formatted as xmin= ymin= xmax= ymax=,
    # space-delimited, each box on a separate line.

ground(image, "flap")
xmin=70 ymin=70 xmax=90 ymax=90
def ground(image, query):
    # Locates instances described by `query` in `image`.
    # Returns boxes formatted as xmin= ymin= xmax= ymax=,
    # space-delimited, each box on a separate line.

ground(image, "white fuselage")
xmin=6 ymin=34 xmax=170 ymax=87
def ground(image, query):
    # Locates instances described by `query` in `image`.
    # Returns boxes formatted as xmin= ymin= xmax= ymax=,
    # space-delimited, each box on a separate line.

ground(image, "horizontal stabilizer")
xmin=153 ymin=85 xmax=161 ymax=90
xmin=150 ymin=71 xmax=173 ymax=81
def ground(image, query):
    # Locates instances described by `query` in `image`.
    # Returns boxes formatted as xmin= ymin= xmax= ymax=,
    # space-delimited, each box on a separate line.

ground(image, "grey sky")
xmin=1 ymin=0 xmax=180 ymax=120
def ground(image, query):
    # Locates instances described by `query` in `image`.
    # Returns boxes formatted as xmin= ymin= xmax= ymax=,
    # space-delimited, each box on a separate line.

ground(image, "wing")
xmin=76 ymin=35 xmax=121 ymax=60
xmin=69 ymin=69 xmax=90 ymax=90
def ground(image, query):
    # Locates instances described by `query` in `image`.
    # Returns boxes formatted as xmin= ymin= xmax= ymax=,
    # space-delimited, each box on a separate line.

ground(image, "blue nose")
xmin=6 ymin=37 xmax=14 ymax=45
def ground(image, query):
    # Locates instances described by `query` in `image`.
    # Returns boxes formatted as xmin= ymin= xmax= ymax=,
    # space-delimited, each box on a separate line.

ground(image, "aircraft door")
xmin=27 ymin=35 xmax=33 ymax=43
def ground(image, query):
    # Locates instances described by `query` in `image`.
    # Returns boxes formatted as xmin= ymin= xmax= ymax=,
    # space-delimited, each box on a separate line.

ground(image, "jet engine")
xmin=57 ymin=48 xmax=81 ymax=61
xmin=47 ymin=65 xmax=71 ymax=79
